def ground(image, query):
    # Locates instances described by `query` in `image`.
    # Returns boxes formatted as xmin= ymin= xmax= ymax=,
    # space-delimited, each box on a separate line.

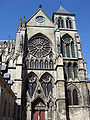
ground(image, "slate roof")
xmin=56 ymin=6 xmax=71 ymax=14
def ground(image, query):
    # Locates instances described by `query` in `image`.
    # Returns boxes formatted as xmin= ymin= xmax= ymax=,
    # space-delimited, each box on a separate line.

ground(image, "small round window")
xmin=36 ymin=16 xmax=45 ymax=23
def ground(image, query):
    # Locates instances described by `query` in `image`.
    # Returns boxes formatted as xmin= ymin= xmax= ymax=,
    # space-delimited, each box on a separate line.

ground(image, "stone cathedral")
xmin=0 ymin=5 xmax=90 ymax=120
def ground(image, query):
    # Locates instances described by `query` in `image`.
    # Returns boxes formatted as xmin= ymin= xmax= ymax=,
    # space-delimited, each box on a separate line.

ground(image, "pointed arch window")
xmin=35 ymin=60 xmax=39 ymax=69
xmin=71 ymin=42 xmax=75 ymax=57
xmin=69 ymin=20 xmax=73 ymax=29
xmin=58 ymin=17 xmax=64 ymax=28
xmin=67 ymin=88 xmax=79 ymax=106
xmin=40 ymin=73 xmax=52 ymax=97
xmin=45 ymin=60 xmax=48 ymax=69
xmin=41 ymin=83 xmax=46 ymax=96
xmin=49 ymin=60 xmax=54 ymax=69
xmin=32 ymin=82 xmax=37 ymax=96
xmin=61 ymin=34 xmax=75 ymax=58
xmin=30 ymin=60 xmax=34 ymax=69
xmin=73 ymin=89 xmax=79 ymax=105
xmin=40 ymin=60 xmax=43 ymax=69
xmin=61 ymin=42 xmax=65 ymax=57
xmin=28 ymin=73 xmax=37 ymax=97
xmin=73 ymin=63 xmax=77 ymax=78
xmin=47 ymin=82 xmax=52 ymax=95
xmin=66 ymin=18 xmax=73 ymax=29
xmin=67 ymin=90 xmax=72 ymax=105
xmin=66 ymin=44 xmax=70 ymax=57
xmin=68 ymin=63 xmax=72 ymax=78
xmin=66 ymin=18 xmax=69 ymax=28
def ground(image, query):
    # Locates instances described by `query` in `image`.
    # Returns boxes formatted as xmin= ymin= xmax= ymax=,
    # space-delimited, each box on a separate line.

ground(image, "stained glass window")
xmin=71 ymin=42 xmax=75 ymax=58
xmin=68 ymin=63 xmax=72 ymax=78
xmin=66 ymin=44 xmax=70 ymax=57
xmin=47 ymin=82 xmax=52 ymax=95
xmin=29 ymin=37 xmax=51 ymax=58
xmin=40 ymin=74 xmax=52 ymax=97
xmin=32 ymin=82 xmax=37 ymax=96
xmin=73 ymin=63 xmax=77 ymax=78
xmin=67 ymin=90 xmax=72 ymax=105
xmin=42 ymin=83 xmax=46 ymax=96
xmin=61 ymin=42 xmax=65 ymax=57
xmin=28 ymin=73 xmax=37 ymax=97
xmin=73 ymin=89 xmax=78 ymax=105
xmin=64 ymin=37 xmax=70 ymax=43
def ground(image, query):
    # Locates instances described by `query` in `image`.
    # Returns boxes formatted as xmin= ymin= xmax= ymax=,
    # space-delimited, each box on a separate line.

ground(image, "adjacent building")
xmin=0 ymin=75 xmax=16 ymax=120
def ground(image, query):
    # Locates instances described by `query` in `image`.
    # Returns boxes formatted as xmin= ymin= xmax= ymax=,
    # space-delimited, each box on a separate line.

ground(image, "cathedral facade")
xmin=0 ymin=5 xmax=90 ymax=120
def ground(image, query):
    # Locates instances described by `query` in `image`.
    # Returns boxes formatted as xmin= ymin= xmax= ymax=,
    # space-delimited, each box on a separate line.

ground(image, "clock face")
xmin=29 ymin=37 xmax=51 ymax=58
xmin=36 ymin=16 xmax=45 ymax=23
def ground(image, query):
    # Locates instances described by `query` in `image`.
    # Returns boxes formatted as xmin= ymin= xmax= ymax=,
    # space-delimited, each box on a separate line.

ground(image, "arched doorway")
xmin=31 ymin=98 xmax=45 ymax=120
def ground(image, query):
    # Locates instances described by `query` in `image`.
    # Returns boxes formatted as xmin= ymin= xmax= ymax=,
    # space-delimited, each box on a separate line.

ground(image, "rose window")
xmin=29 ymin=37 xmax=51 ymax=57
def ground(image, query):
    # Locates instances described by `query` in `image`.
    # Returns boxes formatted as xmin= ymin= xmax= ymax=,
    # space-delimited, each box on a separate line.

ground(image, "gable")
xmin=26 ymin=9 xmax=54 ymax=27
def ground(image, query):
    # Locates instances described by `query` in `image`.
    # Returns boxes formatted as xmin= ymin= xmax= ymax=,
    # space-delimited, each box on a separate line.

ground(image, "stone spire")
xmin=7 ymin=35 xmax=10 ymax=53
xmin=8 ymin=35 xmax=10 ymax=46
xmin=18 ymin=19 xmax=22 ymax=30
xmin=22 ymin=16 xmax=25 ymax=28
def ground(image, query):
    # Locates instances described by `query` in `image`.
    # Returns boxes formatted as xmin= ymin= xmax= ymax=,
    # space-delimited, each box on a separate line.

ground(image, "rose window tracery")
xmin=29 ymin=37 xmax=51 ymax=58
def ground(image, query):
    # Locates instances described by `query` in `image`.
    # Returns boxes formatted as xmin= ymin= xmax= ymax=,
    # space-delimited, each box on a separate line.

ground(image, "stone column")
xmin=55 ymin=57 xmax=67 ymax=120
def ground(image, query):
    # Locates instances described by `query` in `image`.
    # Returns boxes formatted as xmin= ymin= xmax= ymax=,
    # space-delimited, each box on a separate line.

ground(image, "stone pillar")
xmin=56 ymin=57 xmax=67 ymax=120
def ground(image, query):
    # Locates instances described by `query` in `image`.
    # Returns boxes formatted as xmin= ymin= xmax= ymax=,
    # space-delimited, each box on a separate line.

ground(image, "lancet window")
xmin=29 ymin=59 xmax=54 ymax=69
xmin=35 ymin=60 xmax=39 ymax=69
xmin=61 ymin=34 xmax=75 ymax=58
xmin=40 ymin=60 xmax=43 ymax=69
xmin=73 ymin=63 xmax=77 ymax=78
xmin=30 ymin=60 xmax=34 ymax=69
xmin=40 ymin=73 xmax=52 ymax=97
xmin=66 ymin=18 xmax=73 ymax=29
xmin=49 ymin=60 xmax=54 ymax=69
xmin=67 ymin=88 xmax=79 ymax=105
xmin=28 ymin=73 xmax=37 ymax=97
xmin=63 ymin=62 xmax=78 ymax=80
xmin=58 ymin=17 xmax=64 ymax=28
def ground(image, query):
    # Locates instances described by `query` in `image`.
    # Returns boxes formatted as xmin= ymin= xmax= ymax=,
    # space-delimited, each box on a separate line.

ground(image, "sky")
xmin=0 ymin=0 xmax=90 ymax=79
